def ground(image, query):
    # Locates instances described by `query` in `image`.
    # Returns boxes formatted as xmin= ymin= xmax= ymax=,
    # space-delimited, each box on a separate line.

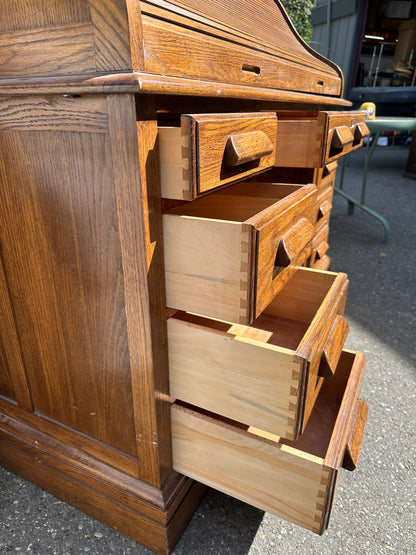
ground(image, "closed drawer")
xmin=316 ymin=186 xmax=333 ymax=228
xmin=168 ymin=267 xmax=349 ymax=440
xmin=163 ymin=181 xmax=317 ymax=324
xmin=310 ymin=223 xmax=330 ymax=268
xmin=275 ymin=111 xmax=369 ymax=168
xmin=159 ymin=112 xmax=278 ymax=200
xmin=171 ymin=350 xmax=367 ymax=535
xmin=316 ymin=161 xmax=338 ymax=190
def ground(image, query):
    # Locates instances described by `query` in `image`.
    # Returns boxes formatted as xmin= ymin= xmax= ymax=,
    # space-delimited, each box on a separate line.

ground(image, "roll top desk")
xmin=0 ymin=2 xmax=368 ymax=553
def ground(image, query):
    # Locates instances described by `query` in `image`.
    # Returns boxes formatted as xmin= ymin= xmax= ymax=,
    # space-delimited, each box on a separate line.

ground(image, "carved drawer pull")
xmin=224 ymin=131 xmax=274 ymax=166
xmin=331 ymin=126 xmax=354 ymax=150
xmin=317 ymin=199 xmax=331 ymax=220
xmin=316 ymin=240 xmax=329 ymax=260
xmin=323 ymin=161 xmax=337 ymax=176
xmin=318 ymin=316 xmax=349 ymax=378
xmin=343 ymin=399 xmax=368 ymax=471
xmin=275 ymin=218 xmax=314 ymax=268
xmin=354 ymin=122 xmax=370 ymax=143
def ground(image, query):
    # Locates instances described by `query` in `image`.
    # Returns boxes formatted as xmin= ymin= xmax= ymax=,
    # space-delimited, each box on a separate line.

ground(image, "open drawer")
xmin=171 ymin=350 xmax=367 ymax=535
xmin=163 ymin=181 xmax=317 ymax=324
xmin=159 ymin=112 xmax=278 ymax=200
xmin=168 ymin=267 xmax=349 ymax=440
xmin=275 ymin=111 xmax=369 ymax=168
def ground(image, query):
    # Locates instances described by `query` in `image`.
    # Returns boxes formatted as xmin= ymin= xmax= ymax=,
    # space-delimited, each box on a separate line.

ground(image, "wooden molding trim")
xmin=0 ymin=406 xmax=205 ymax=555
xmin=0 ymin=73 xmax=352 ymax=106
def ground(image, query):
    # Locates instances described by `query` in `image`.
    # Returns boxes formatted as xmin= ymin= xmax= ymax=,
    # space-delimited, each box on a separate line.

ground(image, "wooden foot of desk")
xmin=0 ymin=403 xmax=206 ymax=555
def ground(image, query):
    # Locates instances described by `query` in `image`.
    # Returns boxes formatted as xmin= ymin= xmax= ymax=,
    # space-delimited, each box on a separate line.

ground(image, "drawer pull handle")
xmin=353 ymin=122 xmax=370 ymax=144
xmin=316 ymin=241 xmax=329 ymax=260
xmin=224 ymin=131 xmax=273 ymax=166
xmin=331 ymin=126 xmax=354 ymax=150
xmin=323 ymin=161 xmax=337 ymax=176
xmin=275 ymin=218 xmax=314 ymax=268
xmin=318 ymin=316 xmax=349 ymax=378
xmin=317 ymin=200 xmax=331 ymax=220
xmin=343 ymin=399 xmax=368 ymax=471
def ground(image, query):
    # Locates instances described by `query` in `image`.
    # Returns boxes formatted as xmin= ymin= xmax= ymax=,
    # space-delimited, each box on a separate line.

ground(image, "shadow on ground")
xmin=330 ymin=145 xmax=416 ymax=369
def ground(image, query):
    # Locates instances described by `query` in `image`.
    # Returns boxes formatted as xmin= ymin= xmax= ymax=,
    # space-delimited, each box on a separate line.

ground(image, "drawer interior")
xmin=165 ymin=181 xmax=305 ymax=222
xmin=171 ymin=350 xmax=366 ymax=533
xmin=280 ymin=349 xmax=356 ymax=459
xmin=172 ymin=268 xmax=340 ymax=353
xmin=174 ymin=349 xmax=360 ymax=463
xmin=253 ymin=267 xmax=339 ymax=338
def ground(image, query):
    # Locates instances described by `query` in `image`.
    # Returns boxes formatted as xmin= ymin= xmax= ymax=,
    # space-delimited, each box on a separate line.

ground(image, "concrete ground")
xmin=1 ymin=145 xmax=415 ymax=555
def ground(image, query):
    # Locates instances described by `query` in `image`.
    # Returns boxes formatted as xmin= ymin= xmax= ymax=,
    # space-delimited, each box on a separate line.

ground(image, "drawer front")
xmin=275 ymin=111 xmax=369 ymax=168
xmin=316 ymin=161 xmax=337 ymax=190
xmin=159 ymin=112 xmax=277 ymax=200
xmin=168 ymin=267 xmax=349 ymax=440
xmin=322 ymin=111 xmax=369 ymax=164
xmin=255 ymin=267 xmax=349 ymax=431
xmin=309 ymin=223 xmax=330 ymax=267
xmin=315 ymin=186 xmax=333 ymax=227
xmin=311 ymin=254 xmax=331 ymax=271
xmin=254 ymin=185 xmax=316 ymax=318
xmin=171 ymin=350 xmax=367 ymax=535
xmin=163 ymin=182 xmax=316 ymax=324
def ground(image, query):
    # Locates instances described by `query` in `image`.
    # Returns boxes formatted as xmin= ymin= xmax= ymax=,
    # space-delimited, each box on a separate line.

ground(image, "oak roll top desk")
xmin=0 ymin=2 xmax=368 ymax=553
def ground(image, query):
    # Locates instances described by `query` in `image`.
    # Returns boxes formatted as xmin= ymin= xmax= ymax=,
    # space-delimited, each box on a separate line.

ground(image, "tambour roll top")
xmin=0 ymin=0 xmax=342 ymax=97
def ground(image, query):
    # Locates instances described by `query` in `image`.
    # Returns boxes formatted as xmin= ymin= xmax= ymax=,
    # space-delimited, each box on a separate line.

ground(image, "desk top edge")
xmin=0 ymin=72 xmax=351 ymax=108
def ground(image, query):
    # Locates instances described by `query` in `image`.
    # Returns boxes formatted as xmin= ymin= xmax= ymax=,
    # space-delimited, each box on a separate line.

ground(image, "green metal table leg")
xmin=334 ymin=186 xmax=390 ymax=242
xmin=361 ymin=131 xmax=380 ymax=204
xmin=334 ymin=130 xmax=390 ymax=242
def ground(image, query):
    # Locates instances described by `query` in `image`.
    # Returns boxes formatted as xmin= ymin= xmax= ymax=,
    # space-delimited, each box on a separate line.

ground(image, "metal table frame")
xmin=335 ymin=117 xmax=416 ymax=242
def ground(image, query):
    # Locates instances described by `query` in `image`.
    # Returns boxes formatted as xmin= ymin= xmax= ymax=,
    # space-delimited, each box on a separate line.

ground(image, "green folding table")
xmin=336 ymin=117 xmax=416 ymax=242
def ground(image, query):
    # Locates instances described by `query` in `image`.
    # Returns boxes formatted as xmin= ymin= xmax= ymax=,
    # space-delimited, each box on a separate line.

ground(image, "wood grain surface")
xmin=163 ymin=182 xmax=317 ymax=324
xmin=0 ymin=0 xmax=132 ymax=78
xmin=168 ymin=310 xmax=304 ymax=439
xmin=343 ymin=398 xmax=368 ymax=471
xmin=140 ymin=0 xmax=343 ymax=95
xmin=171 ymin=348 xmax=366 ymax=535
xmin=172 ymin=401 xmax=331 ymax=534
xmin=159 ymin=113 xmax=277 ymax=199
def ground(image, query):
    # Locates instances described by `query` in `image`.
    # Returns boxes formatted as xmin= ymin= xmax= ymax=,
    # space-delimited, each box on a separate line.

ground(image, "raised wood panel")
xmin=0 ymin=95 xmax=109 ymax=133
xmin=0 ymin=406 xmax=206 ymax=554
xmin=0 ymin=336 xmax=15 ymax=401
xmin=0 ymin=398 xmax=139 ymax=478
xmin=0 ymin=247 xmax=32 ymax=410
xmin=0 ymin=0 xmax=90 ymax=31
xmin=89 ymin=0 xmax=132 ymax=71
xmin=0 ymin=96 xmax=137 ymax=456
xmin=0 ymin=1 xmax=132 ymax=78
xmin=0 ymin=24 xmax=97 ymax=79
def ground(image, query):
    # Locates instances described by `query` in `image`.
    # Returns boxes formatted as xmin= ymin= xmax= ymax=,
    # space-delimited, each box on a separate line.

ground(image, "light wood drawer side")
xmin=159 ymin=112 xmax=277 ymax=200
xmin=172 ymin=350 xmax=367 ymax=535
xmin=163 ymin=181 xmax=317 ymax=324
xmin=168 ymin=267 xmax=349 ymax=440
xmin=275 ymin=111 xmax=370 ymax=168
